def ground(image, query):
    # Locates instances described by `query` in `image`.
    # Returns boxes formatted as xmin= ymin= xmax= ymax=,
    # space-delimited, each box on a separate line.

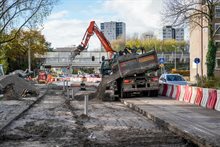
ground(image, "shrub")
xmin=197 ymin=76 xmax=220 ymax=89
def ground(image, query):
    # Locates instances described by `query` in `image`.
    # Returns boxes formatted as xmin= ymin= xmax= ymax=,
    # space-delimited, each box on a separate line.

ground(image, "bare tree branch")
xmin=0 ymin=0 xmax=58 ymax=45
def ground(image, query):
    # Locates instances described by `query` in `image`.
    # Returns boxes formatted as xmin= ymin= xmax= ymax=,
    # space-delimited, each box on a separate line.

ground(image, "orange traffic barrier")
xmin=46 ymin=74 xmax=53 ymax=84
xmin=195 ymin=87 xmax=203 ymax=106
xmin=207 ymin=89 xmax=217 ymax=109
xmin=162 ymin=84 xmax=168 ymax=96
xmin=184 ymin=86 xmax=192 ymax=103
xmin=201 ymin=88 xmax=209 ymax=108
xmin=190 ymin=87 xmax=198 ymax=104
xmin=215 ymin=90 xmax=220 ymax=111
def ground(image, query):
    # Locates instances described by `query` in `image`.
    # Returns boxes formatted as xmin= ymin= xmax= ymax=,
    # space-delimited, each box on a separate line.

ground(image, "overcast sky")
xmin=42 ymin=0 xmax=163 ymax=50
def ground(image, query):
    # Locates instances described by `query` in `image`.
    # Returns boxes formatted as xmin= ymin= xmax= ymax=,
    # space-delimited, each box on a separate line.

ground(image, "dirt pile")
xmin=0 ymin=75 xmax=39 ymax=100
xmin=95 ymin=72 xmax=120 ymax=100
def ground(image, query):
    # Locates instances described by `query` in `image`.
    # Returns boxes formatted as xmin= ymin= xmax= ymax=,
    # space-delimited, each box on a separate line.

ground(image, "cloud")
xmin=42 ymin=18 xmax=101 ymax=50
xmin=42 ymin=0 xmax=162 ymax=50
xmin=48 ymin=10 xmax=69 ymax=20
xmin=102 ymin=0 xmax=162 ymax=34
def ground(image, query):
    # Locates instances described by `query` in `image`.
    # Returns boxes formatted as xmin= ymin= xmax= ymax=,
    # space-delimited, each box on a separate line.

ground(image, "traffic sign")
xmin=194 ymin=58 xmax=200 ymax=64
xmin=159 ymin=58 xmax=165 ymax=64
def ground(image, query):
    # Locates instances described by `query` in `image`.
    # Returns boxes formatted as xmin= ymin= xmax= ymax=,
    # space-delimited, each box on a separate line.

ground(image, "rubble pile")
xmin=0 ymin=75 xmax=39 ymax=100
xmin=95 ymin=72 xmax=120 ymax=100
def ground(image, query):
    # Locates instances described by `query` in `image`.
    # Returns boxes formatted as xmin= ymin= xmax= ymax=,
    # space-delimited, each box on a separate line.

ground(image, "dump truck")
xmin=100 ymin=50 xmax=160 ymax=98
xmin=76 ymin=21 xmax=160 ymax=100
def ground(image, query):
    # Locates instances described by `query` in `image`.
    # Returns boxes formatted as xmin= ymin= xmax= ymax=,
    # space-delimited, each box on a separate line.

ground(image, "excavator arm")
xmin=75 ymin=21 xmax=115 ymax=56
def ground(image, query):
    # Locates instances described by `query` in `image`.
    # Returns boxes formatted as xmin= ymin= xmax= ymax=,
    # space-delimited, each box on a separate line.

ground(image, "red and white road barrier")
xmin=195 ymin=87 xmax=203 ymax=106
xmin=166 ymin=84 xmax=173 ymax=97
xmin=171 ymin=85 xmax=177 ymax=99
xmin=178 ymin=85 xmax=185 ymax=102
xmin=184 ymin=86 xmax=192 ymax=103
xmin=201 ymin=88 xmax=209 ymax=108
xmin=159 ymin=84 xmax=164 ymax=95
xmin=159 ymin=84 xmax=220 ymax=111
xmin=175 ymin=85 xmax=181 ymax=100
xmin=162 ymin=84 xmax=168 ymax=96
xmin=215 ymin=90 xmax=220 ymax=111
xmin=190 ymin=87 xmax=197 ymax=104
xmin=207 ymin=89 xmax=217 ymax=109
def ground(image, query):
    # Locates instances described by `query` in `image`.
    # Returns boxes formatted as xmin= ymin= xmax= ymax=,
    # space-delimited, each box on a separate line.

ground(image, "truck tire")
xmin=149 ymin=90 xmax=158 ymax=97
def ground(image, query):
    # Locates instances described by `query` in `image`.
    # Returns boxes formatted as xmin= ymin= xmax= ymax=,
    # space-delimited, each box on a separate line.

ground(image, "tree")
xmin=110 ymin=37 xmax=126 ymax=52
xmin=0 ymin=0 xmax=58 ymax=45
xmin=163 ymin=0 xmax=220 ymax=77
xmin=1 ymin=29 xmax=49 ymax=72
xmin=126 ymin=38 xmax=187 ymax=53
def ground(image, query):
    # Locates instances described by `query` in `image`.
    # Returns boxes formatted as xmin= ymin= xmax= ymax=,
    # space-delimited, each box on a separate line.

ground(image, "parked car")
xmin=159 ymin=73 xmax=187 ymax=85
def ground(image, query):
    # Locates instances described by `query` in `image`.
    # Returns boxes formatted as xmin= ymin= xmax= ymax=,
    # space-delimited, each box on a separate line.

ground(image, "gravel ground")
xmin=0 ymin=85 xmax=196 ymax=147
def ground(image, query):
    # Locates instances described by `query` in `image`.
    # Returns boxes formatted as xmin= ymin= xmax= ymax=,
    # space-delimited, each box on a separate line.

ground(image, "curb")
xmin=121 ymin=99 xmax=213 ymax=147
xmin=0 ymin=85 xmax=49 ymax=133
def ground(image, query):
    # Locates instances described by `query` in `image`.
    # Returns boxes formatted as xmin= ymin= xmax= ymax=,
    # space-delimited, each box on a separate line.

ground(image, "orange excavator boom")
xmin=76 ymin=21 xmax=115 ymax=55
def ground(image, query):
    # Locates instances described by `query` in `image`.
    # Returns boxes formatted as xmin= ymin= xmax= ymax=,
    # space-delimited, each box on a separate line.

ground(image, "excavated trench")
xmin=0 ymin=85 xmax=197 ymax=147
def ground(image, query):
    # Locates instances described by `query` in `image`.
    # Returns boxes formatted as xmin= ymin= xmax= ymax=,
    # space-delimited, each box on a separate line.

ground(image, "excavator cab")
xmin=100 ymin=59 xmax=112 ymax=76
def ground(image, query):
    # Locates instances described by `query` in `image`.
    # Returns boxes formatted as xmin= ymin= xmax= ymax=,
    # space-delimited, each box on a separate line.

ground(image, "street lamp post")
xmin=28 ymin=46 xmax=31 ymax=71
xmin=175 ymin=47 xmax=177 ymax=70
xmin=172 ymin=45 xmax=177 ymax=70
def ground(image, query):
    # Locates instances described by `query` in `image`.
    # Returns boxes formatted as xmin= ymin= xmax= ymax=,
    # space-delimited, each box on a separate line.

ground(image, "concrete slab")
xmin=121 ymin=97 xmax=220 ymax=147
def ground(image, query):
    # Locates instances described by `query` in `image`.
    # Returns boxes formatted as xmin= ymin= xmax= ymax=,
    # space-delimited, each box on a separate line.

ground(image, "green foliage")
xmin=1 ymin=29 xmax=49 ymax=73
xmin=111 ymin=37 xmax=126 ymax=52
xmin=125 ymin=38 xmax=187 ymax=52
xmin=206 ymin=40 xmax=217 ymax=78
xmin=197 ymin=76 xmax=220 ymax=89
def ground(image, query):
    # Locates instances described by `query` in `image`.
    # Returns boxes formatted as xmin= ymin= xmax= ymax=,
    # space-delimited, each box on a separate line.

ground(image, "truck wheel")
xmin=149 ymin=90 xmax=158 ymax=97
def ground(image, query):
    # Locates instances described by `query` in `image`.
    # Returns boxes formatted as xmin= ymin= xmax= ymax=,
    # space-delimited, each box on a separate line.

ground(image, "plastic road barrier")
xmin=207 ymin=89 xmax=217 ymax=109
xmin=201 ymin=88 xmax=209 ymax=108
xmin=215 ymin=90 xmax=220 ymax=111
xmin=190 ymin=87 xmax=197 ymax=104
xmin=178 ymin=85 xmax=185 ymax=102
xmin=162 ymin=84 xmax=168 ymax=96
xmin=159 ymin=84 xmax=164 ymax=95
xmin=195 ymin=87 xmax=203 ymax=106
xmin=171 ymin=85 xmax=177 ymax=99
xmin=169 ymin=85 xmax=174 ymax=98
xmin=184 ymin=86 xmax=192 ymax=103
xmin=176 ymin=85 xmax=181 ymax=100
xmin=166 ymin=84 xmax=172 ymax=97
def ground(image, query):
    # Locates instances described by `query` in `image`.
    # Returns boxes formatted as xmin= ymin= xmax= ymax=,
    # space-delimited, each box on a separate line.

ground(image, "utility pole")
xmin=175 ymin=47 xmax=177 ymax=70
xmin=200 ymin=0 xmax=204 ymax=77
xmin=28 ymin=40 xmax=31 ymax=71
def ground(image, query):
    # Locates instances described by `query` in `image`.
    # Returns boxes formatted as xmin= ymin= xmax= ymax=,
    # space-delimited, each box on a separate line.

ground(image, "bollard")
xmin=66 ymin=81 xmax=68 ymax=88
xmin=67 ymin=88 xmax=70 ymax=98
xmin=63 ymin=80 xmax=66 ymax=90
xmin=84 ymin=95 xmax=88 ymax=115
xmin=72 ymin=89 xmax=74 ymax=99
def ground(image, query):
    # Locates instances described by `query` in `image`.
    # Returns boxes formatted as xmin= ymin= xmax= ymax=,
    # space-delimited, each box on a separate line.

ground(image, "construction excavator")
xmin=73 ymin=21 xmax=115 ymax=59
xmin=76 ymin=21 xmax=159 ymax=100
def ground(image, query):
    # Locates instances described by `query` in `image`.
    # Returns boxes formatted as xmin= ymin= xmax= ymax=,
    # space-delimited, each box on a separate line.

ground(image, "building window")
xmin=215 ymin=24 xmax=220 ymax=35
xmin=216 ymin=58 xmax=220 ymax=69
xmin=215 ymin=6 xmax=220 ymax=18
